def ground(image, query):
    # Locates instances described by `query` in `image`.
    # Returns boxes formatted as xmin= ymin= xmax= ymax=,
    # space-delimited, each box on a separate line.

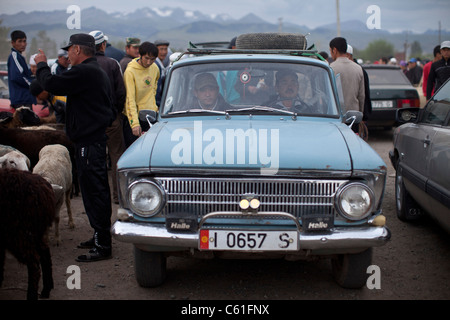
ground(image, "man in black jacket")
xmin=35 ymin=33 xmax=115 ymax=262
xmin=427 ymin=41 xmax=450 ymax=100
xmin=90 ymin=30 xmax=126 ymax=204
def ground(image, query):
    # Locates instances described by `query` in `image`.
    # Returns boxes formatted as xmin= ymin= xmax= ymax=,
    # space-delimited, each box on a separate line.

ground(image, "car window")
xmin=365 ymin=68 xmax=411 ymax=85
xmin=421 ymin=101 xmax=450 ymax=126
xmin=432 ymin=79 xmax=450 ymax=103
xmin=421 ymin=80 xmax=450 ymax=126
xmin=162 ymin=62 xmax=339 ymax=117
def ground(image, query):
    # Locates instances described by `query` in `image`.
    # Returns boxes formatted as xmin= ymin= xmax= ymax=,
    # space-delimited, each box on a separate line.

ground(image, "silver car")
xmin=389 ymin=78 xmax=450 ymax=233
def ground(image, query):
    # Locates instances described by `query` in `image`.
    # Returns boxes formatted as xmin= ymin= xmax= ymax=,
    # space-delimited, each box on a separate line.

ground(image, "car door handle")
xmin=423 ymin=138 xmax=431 ymax=147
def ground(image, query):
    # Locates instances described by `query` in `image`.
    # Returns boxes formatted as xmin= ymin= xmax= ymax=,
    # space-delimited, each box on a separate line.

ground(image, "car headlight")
xmin=335 ymin=182 xmax=375 ymax=220
xmin=127 ymin=179 xmax=165 ymax=217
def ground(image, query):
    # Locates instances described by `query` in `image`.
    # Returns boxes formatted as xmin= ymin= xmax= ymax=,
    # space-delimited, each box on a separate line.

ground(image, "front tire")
xmin=134 ymin=246 xmax=166 ymax=287
xmin=331 ymin=248 xmax=372 ymax=289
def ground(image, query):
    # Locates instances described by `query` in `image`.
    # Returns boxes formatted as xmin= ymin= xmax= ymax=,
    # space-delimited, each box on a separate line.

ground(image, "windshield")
xmin=161 ymin=61 xmax=339 ymax=117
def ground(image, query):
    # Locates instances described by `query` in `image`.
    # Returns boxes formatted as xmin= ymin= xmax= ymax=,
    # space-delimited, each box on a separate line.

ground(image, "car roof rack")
xmin=175 ymin=44 xmax=326 ymax=62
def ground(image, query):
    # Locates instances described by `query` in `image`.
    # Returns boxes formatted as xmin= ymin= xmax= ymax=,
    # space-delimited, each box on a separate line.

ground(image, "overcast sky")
xmin=3 ymin=0 xmax=449 ymax=34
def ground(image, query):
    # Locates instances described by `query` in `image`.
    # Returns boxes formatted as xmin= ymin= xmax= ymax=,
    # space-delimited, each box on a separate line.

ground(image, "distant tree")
xmin=29 ymin=31 xmax=57 ymax=60
xmin=0 ymin=20 xmax=11 ymax=61
xmin=360 ymin=39 xmax=395 ymax=62
xmin=28 ymin=38 xmax=38 ymax=59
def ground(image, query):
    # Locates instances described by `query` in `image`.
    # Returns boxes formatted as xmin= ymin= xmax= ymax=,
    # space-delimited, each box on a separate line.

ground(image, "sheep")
xmin=0 ymin=143 xmax=19 ymax=157
xmin=0 ymin=125 xmax=79 ymax=196
xmin=32 ymin=144 xmax=74 ymax=245
xmin=0 ymin=150 xmax=30 ymax=171
xmin=0 ymin=107 xmax=41 ymax=129
xmin=0 ymin=168 xmax=60 ymax=300
xmin=0 ymin=126 xmax=73 ymax=168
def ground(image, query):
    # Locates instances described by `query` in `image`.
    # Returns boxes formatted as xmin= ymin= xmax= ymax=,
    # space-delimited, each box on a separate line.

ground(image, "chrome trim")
xmin=154 ymin=177 xmax=348 ymax=220
xmin=111 ymin=220 xmax=391 ymax=251
xmin=148 ymin=167 xmax=353 ymax=178
xmin=199 ymin=211 xmax=302 ymax=230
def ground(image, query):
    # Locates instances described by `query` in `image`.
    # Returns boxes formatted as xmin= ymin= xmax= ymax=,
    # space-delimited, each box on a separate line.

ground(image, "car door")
xmin=423 ymin=85 xmax=450 ymax=230
xmin=397 ymin=85 xmax=449 ymax=208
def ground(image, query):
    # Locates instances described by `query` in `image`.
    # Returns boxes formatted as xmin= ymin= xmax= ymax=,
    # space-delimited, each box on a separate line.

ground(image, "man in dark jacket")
xmin=90 ymin=30 xmax=126 ymax=204
xmin=35 ymin=33 xmax=115 ymax=262
xmin=427 ymin=41 xmax=450 ymax=100
xmin=7 ymin=30 xmax=36 ymax=108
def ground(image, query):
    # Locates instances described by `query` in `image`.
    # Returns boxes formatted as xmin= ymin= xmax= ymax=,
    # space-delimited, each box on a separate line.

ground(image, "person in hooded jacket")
xmin=123 ymin=41 xmax=160 ymax=147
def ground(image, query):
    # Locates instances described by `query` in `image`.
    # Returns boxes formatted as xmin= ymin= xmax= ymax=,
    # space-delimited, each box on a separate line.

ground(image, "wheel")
xmin=331 ymin=248 xmax=372 ymax=289
xmin=134 ymin=246 xmax=166 ymax=287
xmin=395 ymin=160 xmax=423 ymax=221
xmin=236 ymin=32 xmax=307 ymax=50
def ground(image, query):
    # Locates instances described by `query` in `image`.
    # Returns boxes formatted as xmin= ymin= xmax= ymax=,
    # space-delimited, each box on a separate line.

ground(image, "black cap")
xmin=61 ymin=33 xmax=95 ymax=50
xmin=29 ymin=79 xmax=44 ymax=97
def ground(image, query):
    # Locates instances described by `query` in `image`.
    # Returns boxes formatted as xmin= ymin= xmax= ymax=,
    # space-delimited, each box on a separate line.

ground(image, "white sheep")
xmin=32 ymin=144 xmax=74 ymax=245
xmin=0 ymin=149 xmax=30 ymax=171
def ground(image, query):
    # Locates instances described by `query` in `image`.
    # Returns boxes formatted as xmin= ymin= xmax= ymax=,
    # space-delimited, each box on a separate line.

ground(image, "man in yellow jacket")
xmin=123 ymin=41 xmax=160 ymax=147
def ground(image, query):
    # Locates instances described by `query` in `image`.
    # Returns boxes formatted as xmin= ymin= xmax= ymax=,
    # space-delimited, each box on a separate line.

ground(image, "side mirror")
xmin=344 ymin=110 xmax=363 ymax=128
xmin=138 ymin=110 xmax=158 ymax=132
xmin=396 ymin=107 xmax=420 ymax=124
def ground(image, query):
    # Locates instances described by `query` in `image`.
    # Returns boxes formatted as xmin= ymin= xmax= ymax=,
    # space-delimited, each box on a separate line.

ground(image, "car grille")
xmin=156 ymin=177 xmax=347 ymax=219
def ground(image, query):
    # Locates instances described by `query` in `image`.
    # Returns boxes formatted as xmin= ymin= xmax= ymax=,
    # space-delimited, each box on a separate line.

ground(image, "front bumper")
xmin=111 ymin=220 xmax=391 ymax=254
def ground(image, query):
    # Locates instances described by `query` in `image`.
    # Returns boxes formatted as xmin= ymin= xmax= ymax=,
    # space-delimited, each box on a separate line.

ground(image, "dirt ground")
xmin=1 ymin=130 xmax=449 ymax=302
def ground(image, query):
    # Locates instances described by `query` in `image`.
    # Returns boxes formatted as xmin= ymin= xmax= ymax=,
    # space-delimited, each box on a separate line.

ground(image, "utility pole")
xmin=336 ymin=0 xmax=341 ymax=36
xmin=404 ymin=31 xmax=410 ymax=62
xmin=278 ymin=17 xmax=283 ymax=33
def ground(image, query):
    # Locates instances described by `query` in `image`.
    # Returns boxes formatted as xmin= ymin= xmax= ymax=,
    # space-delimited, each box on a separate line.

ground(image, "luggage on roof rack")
xmin=236 ymin=32 xmax=307 ymax=50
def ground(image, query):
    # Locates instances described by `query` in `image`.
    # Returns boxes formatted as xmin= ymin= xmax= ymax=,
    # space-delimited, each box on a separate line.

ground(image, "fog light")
xmin=239 ymin=199 xmax=250 ymax=210
xmin=250 ymin=198 xmax=260 ymax=209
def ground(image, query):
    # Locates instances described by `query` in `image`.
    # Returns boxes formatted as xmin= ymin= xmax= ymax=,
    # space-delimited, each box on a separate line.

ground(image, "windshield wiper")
xmin=226 ymin=106 xmax=298 ymax=118
xmin=166 ymin=109 xmax=228 ymax=116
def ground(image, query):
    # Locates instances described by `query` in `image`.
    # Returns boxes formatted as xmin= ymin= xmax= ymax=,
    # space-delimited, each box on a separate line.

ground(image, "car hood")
xmin=118 ymin=117 xmax=384 ymax=176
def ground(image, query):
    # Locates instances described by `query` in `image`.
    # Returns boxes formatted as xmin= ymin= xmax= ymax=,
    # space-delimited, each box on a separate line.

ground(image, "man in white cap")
xmin=51 ymin=48 xmax=70 ymax=75
xmin=426 ymin=40 xmax=450 ymax=100
xmin=29 ymin=53 xmax=38 ymax=76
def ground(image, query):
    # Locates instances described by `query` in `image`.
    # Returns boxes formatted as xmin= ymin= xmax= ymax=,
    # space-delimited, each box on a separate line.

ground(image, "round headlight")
xmin=128 ymin=180 xmax=165 ymax=217
xmin=336 ymin=183 xmax=374 ymax=220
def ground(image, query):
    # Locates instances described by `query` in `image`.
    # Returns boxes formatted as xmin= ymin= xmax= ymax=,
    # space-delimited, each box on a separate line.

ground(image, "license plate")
xmin=372 ymin=100 xmax=394 ymax=108
xmin=199 ymin=229 xmax=298 ymax=251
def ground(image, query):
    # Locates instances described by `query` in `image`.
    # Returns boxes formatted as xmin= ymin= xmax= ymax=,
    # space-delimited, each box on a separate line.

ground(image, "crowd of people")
xmin=6 ymin=29 xmax=450 ymax=262
xmin=6 ymin=30 xmax=172 ymax=263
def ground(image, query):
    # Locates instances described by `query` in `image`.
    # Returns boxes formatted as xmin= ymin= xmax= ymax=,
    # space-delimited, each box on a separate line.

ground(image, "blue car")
xmin=112 ymin=34 xmax=390 ymax=289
